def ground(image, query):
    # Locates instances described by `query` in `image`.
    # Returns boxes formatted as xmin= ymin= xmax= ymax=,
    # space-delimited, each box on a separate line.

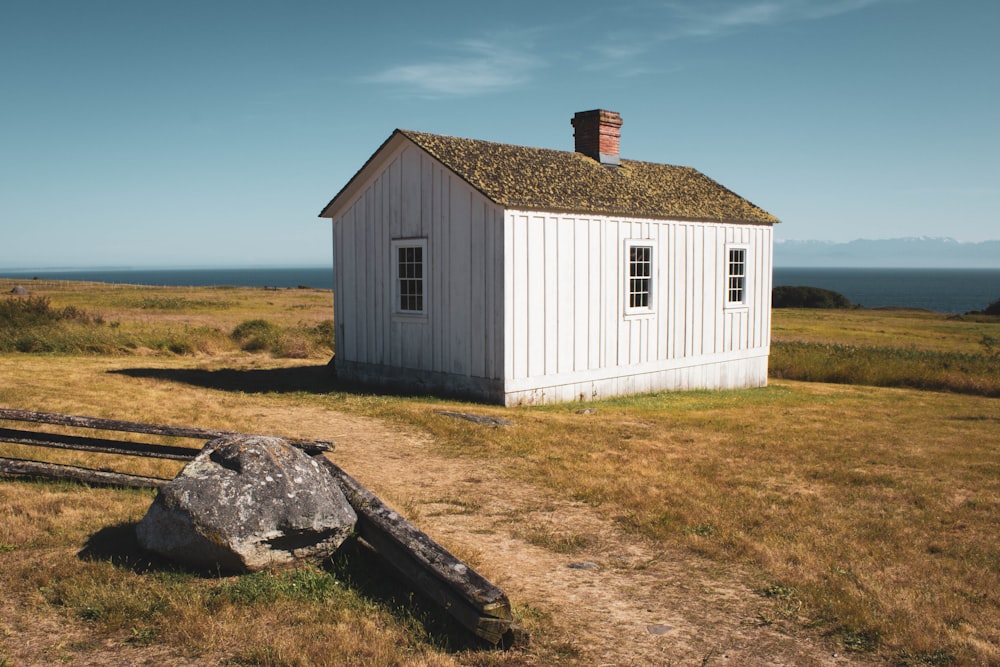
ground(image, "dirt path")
xmin=253 ymin=405 xmax=871 ymax=666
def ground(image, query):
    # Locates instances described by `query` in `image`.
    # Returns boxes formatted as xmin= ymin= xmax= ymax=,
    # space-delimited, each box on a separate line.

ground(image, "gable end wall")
xmin=332 ymin=141 xmax=505 ymax=399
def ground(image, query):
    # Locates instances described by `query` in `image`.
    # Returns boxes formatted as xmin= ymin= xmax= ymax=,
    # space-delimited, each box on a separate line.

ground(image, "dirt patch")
xmin=0 ymin=393 xmax=873 ymax=665
xmin=250 ymin=405 xmax=874 ymax=666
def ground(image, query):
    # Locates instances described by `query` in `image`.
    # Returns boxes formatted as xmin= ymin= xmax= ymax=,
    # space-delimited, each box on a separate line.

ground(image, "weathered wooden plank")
xmin=0 ymin=427 xmax=197 ymax=460
xmin=0 ymin=456 xmax=168 ymax=489
xmin=315 ymin=457 xmax=514 ymax=645
xmin=0 ymin=408 xmax=332 ymax=454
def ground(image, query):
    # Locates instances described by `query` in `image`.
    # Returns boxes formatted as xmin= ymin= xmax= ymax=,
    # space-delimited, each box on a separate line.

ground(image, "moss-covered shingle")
xmin=399 ymin=129 xmax=778 ymax=225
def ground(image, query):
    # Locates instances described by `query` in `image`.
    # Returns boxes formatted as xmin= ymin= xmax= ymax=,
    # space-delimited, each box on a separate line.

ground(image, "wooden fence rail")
xmin=0 ymin=408 xmax=332 ymax=454
xmin=0 ymin=407 xmax=515 ymax=646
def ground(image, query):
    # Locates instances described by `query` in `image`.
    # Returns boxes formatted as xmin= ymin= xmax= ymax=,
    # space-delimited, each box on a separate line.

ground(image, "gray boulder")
xmin=136 ymin=435 xmax=356 ymax=572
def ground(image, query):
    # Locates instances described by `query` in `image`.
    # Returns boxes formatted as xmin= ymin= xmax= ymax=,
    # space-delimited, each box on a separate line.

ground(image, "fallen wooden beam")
xmin=0 ymin=457 xmax=168 ymax=489
xmin=315 ymin=457 xmax=514 ymax=645
xmin=0 ymin=427 xmax=198 ymax=460
xmin=0 ymin=408 xmax=333 ymax=454
xmin=0 ymin=407 xmax=515 ymax=646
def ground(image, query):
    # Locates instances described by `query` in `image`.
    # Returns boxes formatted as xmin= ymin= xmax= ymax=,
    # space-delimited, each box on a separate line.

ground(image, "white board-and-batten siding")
xmin=501 ymin=211 xmax=772 ymax=405
xmin=331 ymin=141 xmax=505 ymax=397
xmin=328 ymin=136 xmax=772 ymax=405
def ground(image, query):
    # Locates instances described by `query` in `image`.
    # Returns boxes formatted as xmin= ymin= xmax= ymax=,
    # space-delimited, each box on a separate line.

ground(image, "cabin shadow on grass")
xmin=108 ymin=364 xmax=437 ymax=400
xmin=110 ymin=364 xmax=337 ymax=395
xmin=77 ymin=523 xmax=492 ymax=651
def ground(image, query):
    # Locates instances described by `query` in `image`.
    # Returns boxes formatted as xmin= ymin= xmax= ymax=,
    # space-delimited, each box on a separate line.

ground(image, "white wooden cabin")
xmin=319 ymin=110 xmax=779 ymax=406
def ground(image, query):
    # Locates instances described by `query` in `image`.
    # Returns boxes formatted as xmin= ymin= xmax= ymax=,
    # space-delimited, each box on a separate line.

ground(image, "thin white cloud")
xmin=660 ymin=0 xmax=892 ymax=39
xmin=365 ymin=36 xmax=543 ymax=98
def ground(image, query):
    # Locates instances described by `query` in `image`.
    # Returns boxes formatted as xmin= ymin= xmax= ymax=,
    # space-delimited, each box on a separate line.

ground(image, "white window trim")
xmin=624 ymin=239 xmax=655 ymax=318
xmin=391 ymin=238 xmax=429 ymax=319
xmin=725 ymin=245 xmax=749 ymax=309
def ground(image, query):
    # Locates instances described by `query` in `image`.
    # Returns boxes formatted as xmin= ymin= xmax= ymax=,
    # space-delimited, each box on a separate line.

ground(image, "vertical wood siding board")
xmin=420 ymin=153 xmax=433 ymax=237
xmin=514 ymin=215 xmax=530 ymax=379
xmin=433 ymin=170 xmax=446 ymax=372
xmin=609 ymin=219 xmax=623 ymax=368
xmin=503 ymin=213 xmax=516 ymax=381
xmin=682 ymin=224 xmax=690 ymax=358
xmin=490 ymin=206 xmax=503 ymax=380
xmin=544 ymin=215 xmax=559 ymax=376
xmin=400 ymin=147 xmax=419 ymax=238
xmin=573 ymin=218 xmax=589 ymax=372
xmin=469 ymin=199 xmax=487 ymax=378
xmin=360 ymin=188 xmax=372 ymax=364
xmin=446 ymin=187 xmax=471 ymax=375
xmin=372 ymin=175 xmax=382 ymax=364
xmin=763 ymin=227 xmax=773 ymax=348
xmin=665 ymin=224 xmax=674 ymax=359
xmin=369 ymin=186 xmax=379 ymax=363
xmin=671 ymin=223 xmax=687 ymax=359
xmin=482 ymin=204 xmax=492 ymax=379
xmin=355 ymin=203 xmax=369 ymax=363
xmin=589 ymin=219 xmax=602 ymax=370
xmin=418 ymin=155 xmax=433 ymax=370
xmin=389 ymin=156 xmax=402 ymax=239
xmin=685 ymin=223 xmax=696 ymax=358
xmin=556 ymin=217 xmax=575 ymax=374
xmin=342 ymin=210 xmax=357 ymax=360
xmin=755 ymin=228 xmax=764 ymax=347
xmin=527 ymin=216 xmax=546 ymax=378
xmin=681 ymin=223 xmax=688 ymax=358
xmin=692 ymin=224 xmax=703 ymax=358
xmin=497 ymin=209 xmax=507 ymax=379
xmin=333 ymin=219 xmax=343 ymax=357
xmin=646 ymin=223 xmax=658 ymax=363
xmin=655 ymin=225 xmax=667 ymax=361
xmin=428 ymin=167 xmax=439 ymax=370
xmin=713 ymin=225 xmax=721 ymax=353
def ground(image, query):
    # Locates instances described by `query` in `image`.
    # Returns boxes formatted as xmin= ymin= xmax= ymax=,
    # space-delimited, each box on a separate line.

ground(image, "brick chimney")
xmin=571 ymin=109 xmax=622 ymax=166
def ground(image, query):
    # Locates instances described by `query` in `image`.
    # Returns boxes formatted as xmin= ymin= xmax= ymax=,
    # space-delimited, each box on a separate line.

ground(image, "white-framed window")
xmin=625 ymin=241 xmax=654 ymax=315
xmin=392 ymin=239 xmax=427 ymax=315
xmin=726 ymin=246 xmax=747 ymax=306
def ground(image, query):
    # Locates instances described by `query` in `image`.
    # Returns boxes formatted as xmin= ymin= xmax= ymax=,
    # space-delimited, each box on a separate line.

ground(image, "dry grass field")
xmin=1 ymin=278 xmax=998 ymax=666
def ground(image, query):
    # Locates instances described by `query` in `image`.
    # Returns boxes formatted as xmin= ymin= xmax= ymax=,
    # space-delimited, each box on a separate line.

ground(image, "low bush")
xmin=984 ymin=297 xmax=1000 ymax=316
xmin=772 ymin=285 xmax=853 ymax=309
xmin=0 ymin=296 xmax=92 ymax=327
xmin=231 ymin=319 xmax=333 ymax=358
xmin=231 ymin=319 xmax=282 ymax=352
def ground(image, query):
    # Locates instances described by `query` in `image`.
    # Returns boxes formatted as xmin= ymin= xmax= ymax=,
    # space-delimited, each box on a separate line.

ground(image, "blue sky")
xmin=1 ymin=0 xmax=997 ymax=269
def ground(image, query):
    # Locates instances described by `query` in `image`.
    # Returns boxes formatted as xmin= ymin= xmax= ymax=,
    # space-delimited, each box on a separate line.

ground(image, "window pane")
xmin=727 ymin=249 xmax=746 ymax=304
xmin=397 ymin=244 xmax=425 ymax=313
xmin=627 ymin=245 xmax=652 ymax=311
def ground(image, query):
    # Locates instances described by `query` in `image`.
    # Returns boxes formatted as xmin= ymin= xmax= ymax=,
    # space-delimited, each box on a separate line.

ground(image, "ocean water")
xmin=3 ymin=266 xmax=999 ymax=314
xmin=1 ymin=267 xmax=334 ymax=290
xmin=774 ymin=268 xmax=1000 ymax=314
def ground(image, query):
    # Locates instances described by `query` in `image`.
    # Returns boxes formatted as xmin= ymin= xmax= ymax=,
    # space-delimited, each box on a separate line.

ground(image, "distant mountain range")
xmin=774 ymin=237 xmax=1000 ymax=268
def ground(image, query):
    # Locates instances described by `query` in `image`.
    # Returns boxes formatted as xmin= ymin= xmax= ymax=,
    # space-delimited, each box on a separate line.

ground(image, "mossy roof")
xmin=321 ymin=129 xmax=778 ymax=225
xmin=400 ymin=130 xmax=778 ymax=225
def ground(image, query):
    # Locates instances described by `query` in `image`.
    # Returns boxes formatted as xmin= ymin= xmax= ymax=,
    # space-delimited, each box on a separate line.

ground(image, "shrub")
xmin=230 ymin=319 xmax=333 ymax=358
xmin=231 ymin=319 xmax=282 ymax=352
xmin=773 ymin=285 xmax=853 ymax=309
xmin=984 ymin=297 xmax=1000 ymax=316
xmin=0 ymin=296 xmax=92 ymax=327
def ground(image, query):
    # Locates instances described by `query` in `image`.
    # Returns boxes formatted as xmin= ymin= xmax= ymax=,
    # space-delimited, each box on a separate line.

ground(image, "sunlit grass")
xmin=1 ymin=284 xmax=999 ymax=664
